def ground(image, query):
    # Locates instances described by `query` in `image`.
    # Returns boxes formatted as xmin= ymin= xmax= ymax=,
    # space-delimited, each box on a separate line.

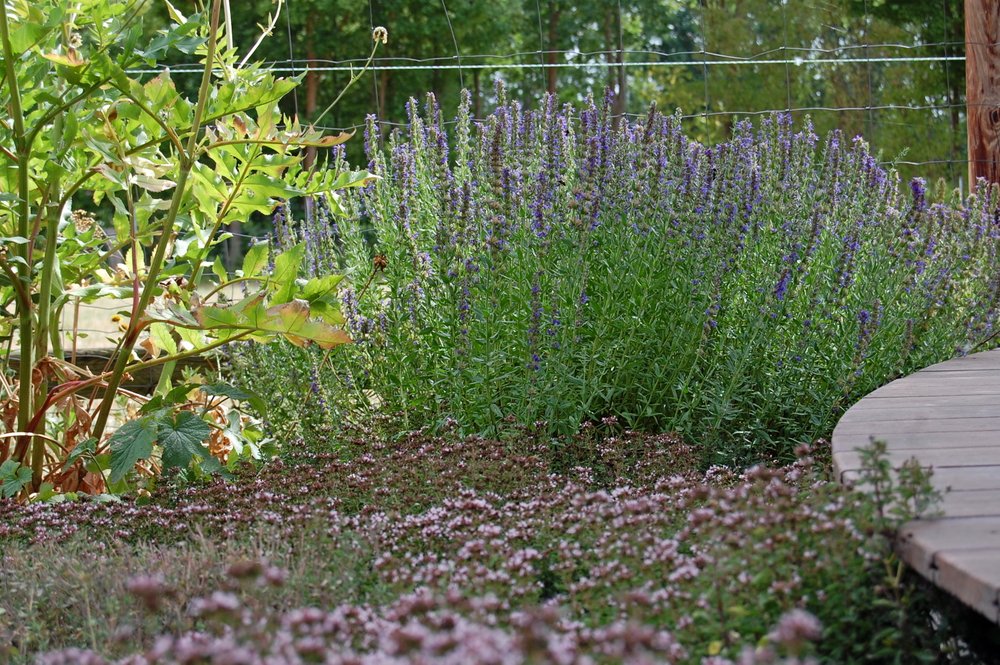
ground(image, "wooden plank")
xmin=838 ymin=404 xmax=1000 ymax=423
xmin=898 ymin=517 xmax=1000 ymax=563
xmin=917 ymin=351 xmax=1000 ymax=372
xmin=849 ymin=393 xmax=1000 ymax=410
xmin=833 ymin=446 xmax=1000 ymax=478
xmin=840 ymin=466 xmax=1000 ymax=491
xmin=835 ymin=417 xmax=1000 ymax=436
xmin=940 ymin=489 xmax=1000 ymax=518
xmin=834 ymin=348 xmax=1000 ymax=624
xmin=966 ymin=0 xmax=1000 ymax=187
xmin=933 ymin=549 xmax=1000 ymax=623
xmin=866 ymin=378 xmax=1000 ymax=399
xmin=834 ymin=431 xmax=1000 ymax=450
xmin=873 ymin=370 xmax=1000 ymax=387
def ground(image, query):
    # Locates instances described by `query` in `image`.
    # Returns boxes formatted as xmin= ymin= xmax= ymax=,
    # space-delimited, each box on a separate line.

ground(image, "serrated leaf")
xmin=0 ymin=460 xmax=32 ymax=499
xmin=63 ymin=437 xmax=97 ymax=472
xmin=301 ymin=275 xmax=346 ymax=325
xmin=108 ymin=418 xmax=158 ymax=484
xmin=158 ymin=411 xmax=211 ymax=470
xmin=194 ymin=304 xmax=241 ymax=328
xmin=200 ymin=383 xmax=267 ymax=416
xmin=301 ymin=274 xmax=345 ymax=300
xmin=262 ymin=301 xmax=352 ymax=349
xmin=241 ymin=241 xmax=269 ymax=278
xmin=149 ymin=322 xmax=178 ymax=355
xmin=212 ymin=255 xmax=228 ymax=284
xmin=270 ymin=243 xmax=305 ymax=304
xmin=308 ymin=300 xmax=346 ymax=326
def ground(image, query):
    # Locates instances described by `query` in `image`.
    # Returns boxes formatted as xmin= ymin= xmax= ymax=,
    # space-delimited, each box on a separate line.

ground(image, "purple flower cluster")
xmin=6 ymin=427 xmax=927 ymax=663
xmin=257 ymin=86 xmax=1000 ymax=455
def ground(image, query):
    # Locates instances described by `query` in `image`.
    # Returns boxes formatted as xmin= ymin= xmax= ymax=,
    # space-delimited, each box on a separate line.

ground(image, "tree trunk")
xmin=473 ymin=68 xmax=482 ymax=118
xmin=304 ymin=21 xmax=319 ymax=170
xmin=546 ymin=4 xmax=560 ymax=95
xmin=614 ymin=2 xmax=627 ymax=119
xmin=604 ymin=7 xmax=615 ymax=92
xmin=303 ymin=21 xmax=319 ymax=226
xmin=378 ymin=69 xmax=390 ymax=130
xmin=966 ymin=0 xmax=1000 ymax=187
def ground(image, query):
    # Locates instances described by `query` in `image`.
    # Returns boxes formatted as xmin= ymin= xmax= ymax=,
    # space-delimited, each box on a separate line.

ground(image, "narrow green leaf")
xmin=212 ymin=255 xmax=228 ymax=284
xmin=242 ymin=241 xmax=269 ymax=279
xmin=200 ymin=383 xmax=268 ymax=416
xmin=164 ymin=0 xmax=187 ymax=24
xmin=270 ymin=243 xmax=305 ymax=304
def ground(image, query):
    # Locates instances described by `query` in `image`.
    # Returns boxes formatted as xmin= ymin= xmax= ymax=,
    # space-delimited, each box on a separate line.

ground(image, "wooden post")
xmin=966 ymin=0 xmax=1000 ymax=188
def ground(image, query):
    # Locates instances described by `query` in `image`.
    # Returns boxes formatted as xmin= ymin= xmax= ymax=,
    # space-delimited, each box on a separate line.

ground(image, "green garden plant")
xmin=0 ymin=0 xmax=379 ymax=498
xmin=244 ymin=90 xmax=1000 ymax=464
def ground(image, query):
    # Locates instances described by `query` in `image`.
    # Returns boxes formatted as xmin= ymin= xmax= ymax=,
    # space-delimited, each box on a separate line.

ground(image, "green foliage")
xmin=1 ymin=434 xmax=991 ymax=663
xmin=0 ymin=459 xmax=32 ymax=499
xmin=0 ymin=0 xmax=372 ymax=497
xmin=160 ymin=0 xmax=965 ymax=186
xmin=242 ymin=96 xmax=998 ymax=465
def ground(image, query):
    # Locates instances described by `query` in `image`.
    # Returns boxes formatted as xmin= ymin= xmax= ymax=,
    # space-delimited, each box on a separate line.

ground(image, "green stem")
xmin=200 ymin=275 xmax=266 ymax=302
xmin=35 ymin=111 xmax=64 ymax=363
xmin=313 ymin=42 xmax=380 ymax=126
xmin=188 ymin=143 xmax=262 ymax=287
xmin=125 ymin=331 xmax=252 ymax=375
xmin=32 ymin=198 xmax=62 ymax=484
xmin=0 ymin=257 xmax=31 ymax=314
xmin=0 ymin=3 xmax=35 ymax=467
xmin=90 ymin=0 xmax=224 ymax=443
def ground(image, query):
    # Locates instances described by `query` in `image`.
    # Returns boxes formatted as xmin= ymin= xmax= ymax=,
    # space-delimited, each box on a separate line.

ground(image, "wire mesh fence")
xmin=129 ymin=1 xmax=970 ymax=187
xmin=47 ymin=1 xmax=976 ymax=344
xmin=206 ymin=1 xmax=969 ymax=189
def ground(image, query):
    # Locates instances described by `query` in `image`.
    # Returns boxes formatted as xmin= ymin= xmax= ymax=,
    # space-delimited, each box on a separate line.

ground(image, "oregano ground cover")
xmin=4 ymin=430 xmax=990 ymax=663
xmin=239 ymin=89 xmax=1000 ymax=466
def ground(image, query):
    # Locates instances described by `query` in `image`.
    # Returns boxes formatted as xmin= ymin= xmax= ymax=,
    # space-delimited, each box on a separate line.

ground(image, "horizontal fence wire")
xmin=122 ymin=17 xmax=970 ymax=185
xmin=129 ymin=54 xmax=967 ymax=75
xmin=130 ymin=42 xmax=974 ymax=70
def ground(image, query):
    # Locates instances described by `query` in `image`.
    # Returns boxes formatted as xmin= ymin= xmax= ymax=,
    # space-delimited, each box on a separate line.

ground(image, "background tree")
xmin=158 ymin=0 xmax=967 ymax=190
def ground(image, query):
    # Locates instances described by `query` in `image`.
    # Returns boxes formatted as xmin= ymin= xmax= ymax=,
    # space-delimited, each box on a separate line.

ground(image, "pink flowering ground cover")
xmin=3 ymin=426 xmax=989 ymax=664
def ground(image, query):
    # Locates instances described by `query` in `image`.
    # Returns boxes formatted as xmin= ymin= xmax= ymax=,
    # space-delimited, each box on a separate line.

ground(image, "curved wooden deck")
xmin=832 ymin=349 xmax=1000 ymax=624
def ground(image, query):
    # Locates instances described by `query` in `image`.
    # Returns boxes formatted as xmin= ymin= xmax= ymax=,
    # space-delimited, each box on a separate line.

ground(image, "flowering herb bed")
xmin=7 ymin=94 xmax=1000 ymax=663
xmin=240 ymin=89 xmax=1000 ymax=466
xmin=0 ymin=429 xmax=976 ymax=663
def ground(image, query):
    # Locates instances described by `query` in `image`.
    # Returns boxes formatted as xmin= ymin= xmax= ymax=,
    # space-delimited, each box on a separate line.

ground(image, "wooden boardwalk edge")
xmin=832 ymin=348 xmax=1000 ymax=625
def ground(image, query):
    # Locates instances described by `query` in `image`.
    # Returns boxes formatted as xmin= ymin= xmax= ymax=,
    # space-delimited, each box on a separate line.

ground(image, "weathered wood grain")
xmin=832 ymin=348 xmax=1000 ymax=624
xmin=966 ymin=0 xmax=1000 ymax=187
